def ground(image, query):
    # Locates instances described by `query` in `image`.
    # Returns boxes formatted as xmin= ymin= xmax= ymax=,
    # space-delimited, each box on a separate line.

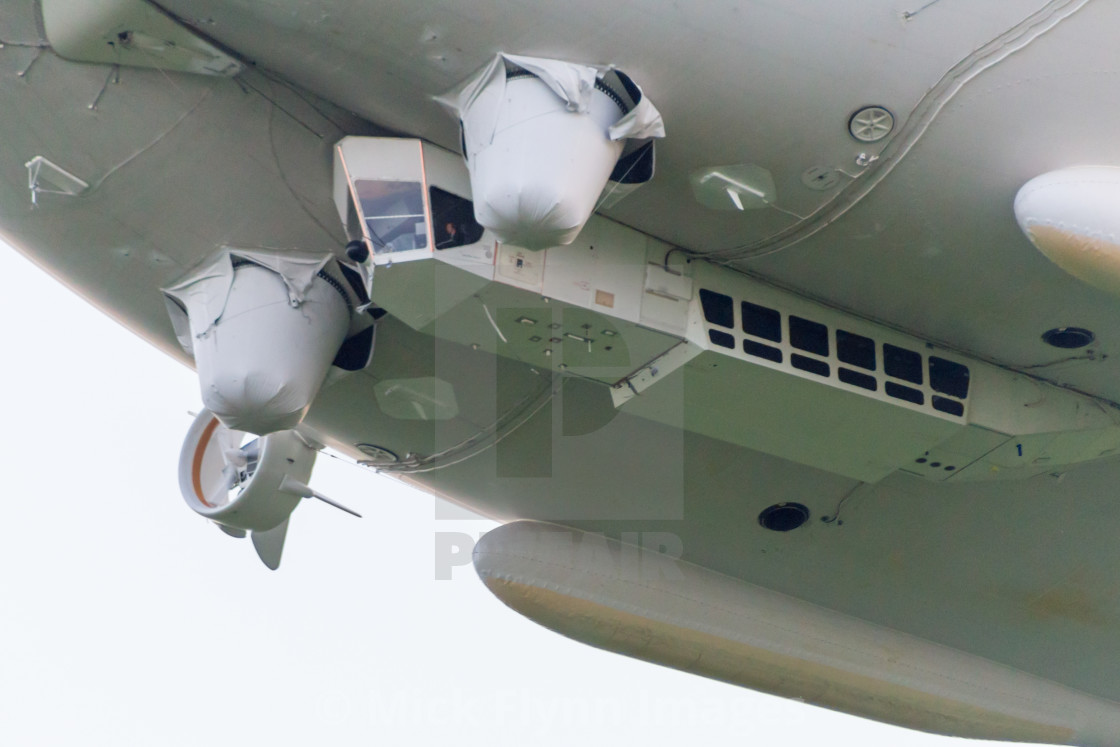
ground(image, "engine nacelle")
xmin=177 ymin=409 xmax=316 ymax=535
xmin=164 ymin=248 xmax=361 ymax=435
xmin=443 ymin=53 xmax=665 ymax=250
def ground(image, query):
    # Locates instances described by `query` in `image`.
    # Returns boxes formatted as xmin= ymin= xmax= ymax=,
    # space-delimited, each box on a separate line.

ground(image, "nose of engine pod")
xmin=201 ymin=370 xmax=307 ymax=434
xmin=1015 ymin=166 xmax=1120 ymax=296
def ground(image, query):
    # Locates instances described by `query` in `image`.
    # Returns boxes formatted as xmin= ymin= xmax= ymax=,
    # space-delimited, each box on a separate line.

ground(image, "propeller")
xmin=178 ymin=408 xmax=358 ymax=570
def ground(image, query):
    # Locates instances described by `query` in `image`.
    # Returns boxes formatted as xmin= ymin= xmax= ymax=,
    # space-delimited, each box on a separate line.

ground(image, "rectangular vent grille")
xmin=698 ymin=288 xmax=970 ymax=419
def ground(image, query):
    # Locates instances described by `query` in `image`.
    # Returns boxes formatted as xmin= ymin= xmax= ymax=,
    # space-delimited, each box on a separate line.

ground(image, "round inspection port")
xmin=758 ymin=503 xmax=810 ymax=532
xmin=1042 ymin=327 xmax=1095 ymax=349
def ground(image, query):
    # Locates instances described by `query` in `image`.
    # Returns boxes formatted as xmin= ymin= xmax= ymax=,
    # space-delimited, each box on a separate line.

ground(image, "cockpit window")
xmin=430 ymin=186 xmax=485 ymax=249
xmin=354 ymin=179 xmax=428 ymax=254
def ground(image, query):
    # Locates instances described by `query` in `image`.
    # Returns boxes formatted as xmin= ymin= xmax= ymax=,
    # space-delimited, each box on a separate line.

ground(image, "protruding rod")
xmin=310 ymin=493 xmax=362 ymax=518
xmin=278 ymin=475 xmax=362 ymax=518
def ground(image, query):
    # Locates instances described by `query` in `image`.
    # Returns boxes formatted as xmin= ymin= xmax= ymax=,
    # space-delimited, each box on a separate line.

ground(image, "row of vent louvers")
xmin=698 ymin=289 xmax=970 ymax=418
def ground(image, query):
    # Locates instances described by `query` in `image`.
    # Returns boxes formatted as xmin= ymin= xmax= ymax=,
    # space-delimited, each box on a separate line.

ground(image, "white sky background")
xmin=0 ymin=243 xmax=1022 ymax=746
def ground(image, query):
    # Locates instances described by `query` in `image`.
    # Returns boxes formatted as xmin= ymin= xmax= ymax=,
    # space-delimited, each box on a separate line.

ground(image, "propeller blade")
xmin=215 ymin=425 xmax=251 ymax=469
xmin=213 ymin=423 xmax=239 ymax=455
xmin=250 ymin=518 xmax=289 ymax=570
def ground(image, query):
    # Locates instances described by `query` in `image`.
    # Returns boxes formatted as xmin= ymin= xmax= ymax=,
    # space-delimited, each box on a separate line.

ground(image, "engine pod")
xmin=164 ymin=248 xmax=352 ymax=434
xmin=444 ymin=53 xmax=665 ymax=250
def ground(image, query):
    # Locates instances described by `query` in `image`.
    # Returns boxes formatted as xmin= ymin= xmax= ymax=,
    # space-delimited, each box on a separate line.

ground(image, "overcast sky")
xmin=0 ymin=243 xmax=1024 ymax=746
